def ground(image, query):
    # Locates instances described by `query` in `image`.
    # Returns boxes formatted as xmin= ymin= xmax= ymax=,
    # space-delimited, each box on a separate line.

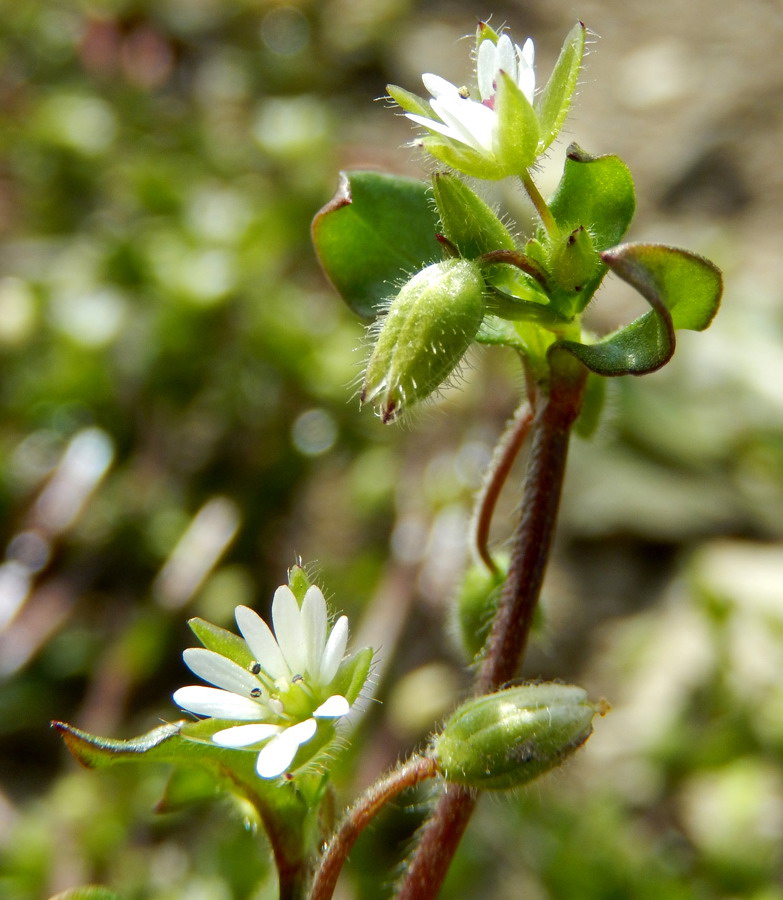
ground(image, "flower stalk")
xmin=396 ymin=352 xmax=586 ymax=899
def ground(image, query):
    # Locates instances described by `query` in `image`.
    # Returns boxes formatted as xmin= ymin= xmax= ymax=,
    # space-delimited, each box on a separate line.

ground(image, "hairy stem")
xmin=310 ymin=755 xmax=439 ymax=900
xmin=473 ymin=400 xmax=534 ymax=574
xmin=521 ymin=171 xmax=558 ymax=239
xmin=396 ymin=355 xmax=585 ymax=900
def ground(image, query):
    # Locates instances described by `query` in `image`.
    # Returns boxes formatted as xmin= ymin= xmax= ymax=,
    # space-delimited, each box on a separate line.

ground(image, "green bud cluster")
xmin=432 ymin=682 xmax=599 ymax=790
xmin=361 ymin=259 xmax=486 ymax=422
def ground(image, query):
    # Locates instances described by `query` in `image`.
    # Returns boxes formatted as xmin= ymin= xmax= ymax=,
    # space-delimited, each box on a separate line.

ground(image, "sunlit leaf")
xmin=555 ymin=242 xmax=722 ymax=375
xmin=312 ymin=171 xmax=441 ymax=319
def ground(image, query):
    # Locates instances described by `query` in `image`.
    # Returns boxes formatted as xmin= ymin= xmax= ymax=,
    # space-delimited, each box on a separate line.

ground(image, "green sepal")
xmin=535 ymin=22 xmax=586 ymax=152
xmin=312 ymin=171 xmax=441 ymax=319
xmin=287 ymin=564 xmax=312 ymax=603
xmin=49 ymin=888 xmax=123 ymax=900
xmin=495 ymin=71 xmax=540 ymax=173
xmin=547 ymin=144 xmax=636 ymax=314
xmin=431 ymin=172 xmax=515 ymax=259
xmin=386 ymin=84 xmax=432 ymax=118
xmin=555 ymin=243 xmax=722 ymax=376
xmin=331 ymin=646 xmax=373 ymax=705
xmin=420 ymin=137 xmax=505 ymax=181
xmin=188 ymin=616 xmax=254 ymax=668
xmin=475 ymin=20 xmax=501 ymax=49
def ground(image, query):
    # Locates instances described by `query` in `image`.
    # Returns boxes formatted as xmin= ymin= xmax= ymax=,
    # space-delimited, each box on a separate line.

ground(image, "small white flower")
xmin=406 ymin=34 xmax=536 ymax=157
xmin=173 ymin=584 xmax=354 ymax=778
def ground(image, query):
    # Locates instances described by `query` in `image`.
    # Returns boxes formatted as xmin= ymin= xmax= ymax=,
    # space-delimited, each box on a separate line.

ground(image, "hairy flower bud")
xmin=549 ymin=226 xmax=598 ymax=294
xmin=362 ymin=259 xmax=485 ymax=422
xmin=432 ymin=683 xmax=599 ymax=790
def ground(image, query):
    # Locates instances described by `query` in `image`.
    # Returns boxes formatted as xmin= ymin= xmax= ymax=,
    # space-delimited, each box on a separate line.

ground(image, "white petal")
xmin=173 ymin=686 xmax=265 ymax=720
xmin=421 ymin=73 xmax=461 ymax=100
xmin=183 ymin=648 xmax=261 ymax=696
xmin=235 ymin=605 xmax=290 ymax=680
xmin=256 ymin=718 xmax=317 ymax=778
xmin=272 ymin=586 xmax=307 ymax=675
xmin=521 ymin=37 xmax=535 ymax=68
xmin=495 ymin=34 xmax=517 ymax=82
xmin=313 ymin=695 xmax=350 ymax=718
xmin=477 ymin=39 xmax=497 ymax=100
xmin=433 ymin=96 xmax=496 ymax=153
xmin=516 ymin=39 xmax=536 ymax=101
xmin=213 ymin=723 xmax=280 ymax=747
xmin=301 ymin=585 xmax=327 ymax=680
xmin=405 ymin=112 xmax=464 ymax=144
xmin=320 ymin=615 xmax=349 ymax=685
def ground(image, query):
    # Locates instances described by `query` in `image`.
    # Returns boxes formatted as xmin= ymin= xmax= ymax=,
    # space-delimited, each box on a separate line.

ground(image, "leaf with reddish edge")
xmin=312 ymin=171 xmax=441 ymax=320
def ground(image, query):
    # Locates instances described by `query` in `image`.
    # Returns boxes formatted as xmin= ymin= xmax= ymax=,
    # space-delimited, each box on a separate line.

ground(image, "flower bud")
xmin=549 ymin=226 xmax=598 ymax=294
xmin=432 ymin=683 xmax=599 ymax=790
xmin=362 ymin=260 xmax=485 ymax=422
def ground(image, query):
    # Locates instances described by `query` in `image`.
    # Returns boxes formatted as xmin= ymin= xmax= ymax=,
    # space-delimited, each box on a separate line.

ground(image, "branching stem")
xmin=395 ymin=354 xmax=586 ymax=900
xmin=309 ymin=755 xmax=439 ymax=900
xmin=473 ymin=400 xmax=534 ymax=574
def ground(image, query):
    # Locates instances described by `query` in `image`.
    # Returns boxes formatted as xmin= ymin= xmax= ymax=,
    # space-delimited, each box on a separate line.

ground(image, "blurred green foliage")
xmin=0 ymin=2 xmax=781 ymax=899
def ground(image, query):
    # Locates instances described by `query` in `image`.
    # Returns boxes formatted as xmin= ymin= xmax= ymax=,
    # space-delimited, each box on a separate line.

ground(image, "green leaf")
xmin=547 ymin=145 xmax=636 ymax=314
xmin=549 ymin=144 xmax=636 ymax=252
xmin=555 ymin=242 xmax=722 ymax=376
xmin=312 ymin=171 xmax=441 ymax=319
xmin=603 ymin=242 xmax=722 ymax=332
xmin=431 ymin=172 xmax=515 ymax=259
xmin=188 ymin=616 xmax=254 ymax=668
xmin=535 ymin=22 xmax=586 ymax=151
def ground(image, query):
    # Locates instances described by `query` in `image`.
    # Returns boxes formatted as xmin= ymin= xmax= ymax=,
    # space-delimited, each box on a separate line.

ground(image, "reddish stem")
xmin=310 ymin=755 xmax=439 ymax=900
xmin=473 ymin=401 xmax=534 ymax=574
xmin=395 ymin=356 xmax=586 ymax=900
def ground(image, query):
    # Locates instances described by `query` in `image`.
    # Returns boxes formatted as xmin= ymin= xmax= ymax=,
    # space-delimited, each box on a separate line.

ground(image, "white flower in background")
xmin=173 ymin=584 xmax=354 ymax=778
xmin=405 ymin=34 xmax=536 ymax=157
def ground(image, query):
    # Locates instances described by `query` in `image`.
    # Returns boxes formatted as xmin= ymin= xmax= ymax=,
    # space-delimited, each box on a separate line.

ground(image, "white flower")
xmin=173 ymin=584 xmax=353 ymax=778
xmin=405 ymin=34 xmax=536 ymax=156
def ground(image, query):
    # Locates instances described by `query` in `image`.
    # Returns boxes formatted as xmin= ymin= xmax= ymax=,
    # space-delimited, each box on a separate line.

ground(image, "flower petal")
xmin=235 ymin=605 xmax=290 ymax=680
xmin=272 ymin=586 xmax=307 ymax=675
xmin=213 ymin=723 xmax=280 ymax=747
xmin=320 ymin=615 xmax=349 ymax=685
xmin=256 ymin=718 xmax=317 ymax=778
xmin=432 ymin=96 xmax=496 ymax=153
xmin=421 ymin=73 xmax=461 ymax=100
xmin=183 ymin=648 xmax=262 ymax=696
xmin=406 ymin=112 xmax=464 ymax=144
xmin=173 ymin=686 xmax=265 ymax=720
xmin=301 ymin=585 xmax=328 ymax=679
xmin=313 ymin=694 xmax=350 ymax=718
xmin=477 ymin=39 xmax=497 ymax=100
xmin=496 ymin=34 xmax=517 ymax=83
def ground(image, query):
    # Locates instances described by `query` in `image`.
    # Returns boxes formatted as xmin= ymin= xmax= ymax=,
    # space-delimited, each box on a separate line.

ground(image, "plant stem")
xmin=521 ymin=171 xmax=558 ymax=239
xmin=473 ymin=400 xmax=534 ymax=574
xmin=395 ymin=354 xmax=586 ymax=900
xmin=310 ymin=755 xmax=439 ymax=900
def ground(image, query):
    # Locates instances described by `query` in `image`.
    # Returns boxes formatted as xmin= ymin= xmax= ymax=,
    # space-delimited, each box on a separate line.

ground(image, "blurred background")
xmin=0 ymin=0 xmax=782 ymax=898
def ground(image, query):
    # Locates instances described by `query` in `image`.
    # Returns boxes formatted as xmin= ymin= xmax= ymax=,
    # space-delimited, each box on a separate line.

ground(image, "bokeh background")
xmin=1 ymin=0 xmax=782 ymax=898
